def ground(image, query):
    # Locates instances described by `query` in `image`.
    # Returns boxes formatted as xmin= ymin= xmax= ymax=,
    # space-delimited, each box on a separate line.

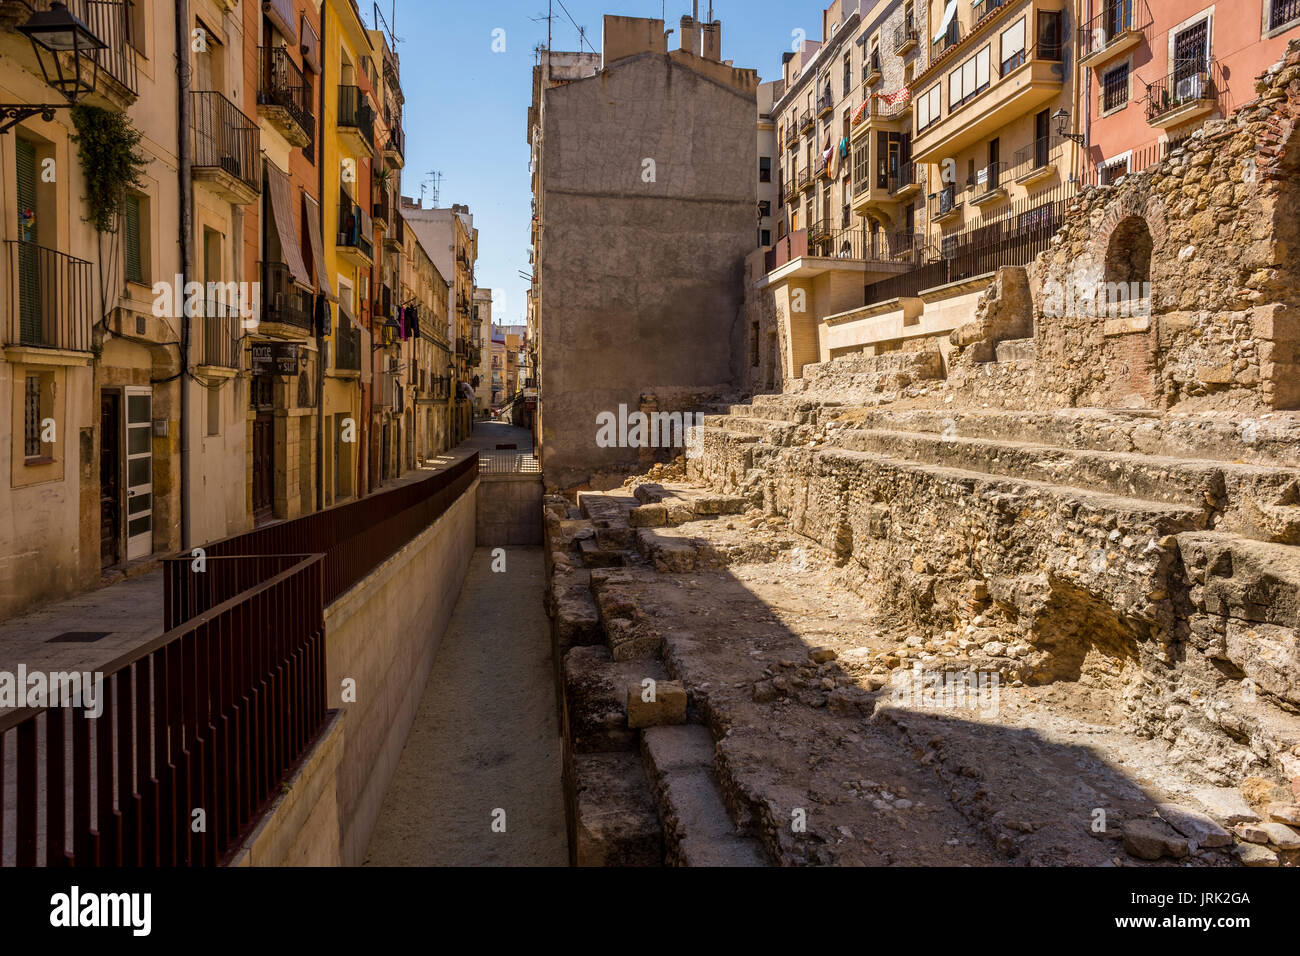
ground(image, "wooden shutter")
xmin=124 ymin=194 xmax=143 ymax=283
xmin=15 ymin=138 xmax=42 ymax=344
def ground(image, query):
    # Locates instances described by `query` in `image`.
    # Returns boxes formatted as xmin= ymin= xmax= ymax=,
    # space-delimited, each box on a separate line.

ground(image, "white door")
xmin=124 ymin=387 xmax=153 ymax=561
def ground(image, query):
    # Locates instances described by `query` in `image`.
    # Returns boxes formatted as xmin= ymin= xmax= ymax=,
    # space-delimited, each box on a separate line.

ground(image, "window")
xmin=1102 ymin=62 xmax=1129 ymax=112
xmin=759 ymin=200 xmax=771 ymax=217
xmin=23 ymin=372 xmax=54 ymax=461
xmin=916 ymin=83 xmax=942 ymax=131
xmin=949 ymin=46 xmax=991 ymax=108
xmin=759 ymin=156 xmax=772 ymax=183
xmin=24 ymin=375 xmax=41 ymax=458
xmin=207 ymin=384 xmax=221 ymax=436
xmin=124 ymin=193 xmax=146 ymax=284
xmin=1000 ymin=18 xmax=1026 ymax=74
xmin=751 ymin=322 xmax=761 ymax=366
xmin=761 ymin=229 xmax=771 ymax=246
xmin=1272 ymin=0 xmax=1300 ymax=31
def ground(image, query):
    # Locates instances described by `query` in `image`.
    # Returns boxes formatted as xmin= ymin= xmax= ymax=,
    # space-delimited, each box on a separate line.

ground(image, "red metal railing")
xmin=0 ymin=554 xmax=326 ymax=866
xmin=166 ymin=453 xmax=479 ymax=619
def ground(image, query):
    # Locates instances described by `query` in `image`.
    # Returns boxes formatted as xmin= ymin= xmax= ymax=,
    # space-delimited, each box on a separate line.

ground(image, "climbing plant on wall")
xmin=70 ymin=105 xmax=149 ymax=234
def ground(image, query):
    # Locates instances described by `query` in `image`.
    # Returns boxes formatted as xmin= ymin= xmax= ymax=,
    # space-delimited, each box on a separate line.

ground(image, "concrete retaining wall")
xmin=477 ymin=474 xmax=544 ymax=546
xmin=230 ymin=478 xmax=479 ymax=866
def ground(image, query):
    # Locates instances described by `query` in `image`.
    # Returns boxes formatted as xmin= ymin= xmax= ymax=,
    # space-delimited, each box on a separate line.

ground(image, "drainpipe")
xmin=176 ymin=0 xmax=194 ymax=550
xmin=316 ymin=11 xmax=327 ymax=512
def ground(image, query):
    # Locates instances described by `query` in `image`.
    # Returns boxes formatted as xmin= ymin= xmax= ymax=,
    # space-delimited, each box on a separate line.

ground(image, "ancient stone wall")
xmin=1011 ymin=41 xmax=1300 ymax=412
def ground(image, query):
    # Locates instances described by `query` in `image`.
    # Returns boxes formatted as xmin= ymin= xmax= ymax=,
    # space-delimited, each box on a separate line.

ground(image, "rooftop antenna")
xmin=419 ymin=170 xmax=443 ymax=208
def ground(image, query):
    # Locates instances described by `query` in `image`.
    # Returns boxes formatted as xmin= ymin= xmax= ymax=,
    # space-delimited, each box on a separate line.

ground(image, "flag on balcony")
xmin=852 ymin=99 xmax=869 ymax=124
xmin=879 ymin=87 xmax=912 ymax=108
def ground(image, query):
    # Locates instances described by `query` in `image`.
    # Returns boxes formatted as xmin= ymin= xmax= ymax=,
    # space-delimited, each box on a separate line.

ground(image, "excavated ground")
xmin=548 ymin=477 xmax=1300 ymax=867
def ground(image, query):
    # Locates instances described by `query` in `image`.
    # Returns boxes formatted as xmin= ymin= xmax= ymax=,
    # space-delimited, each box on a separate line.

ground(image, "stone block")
xmin=626 ymin=679 xmax=687 ymax=728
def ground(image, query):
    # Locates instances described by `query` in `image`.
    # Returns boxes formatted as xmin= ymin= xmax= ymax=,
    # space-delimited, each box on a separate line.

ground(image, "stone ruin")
xmin=540 ymin=42 xmax=1300 ymax=867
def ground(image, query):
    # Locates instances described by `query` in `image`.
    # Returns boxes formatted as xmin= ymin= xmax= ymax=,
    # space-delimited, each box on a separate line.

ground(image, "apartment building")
xmin=767 ymin=0 xmax=934 ymax=381
xmin=472 ymin=287 xmax=493 ymax=415
xmin=318 ymin=0 xmax=375 ymax=506
xmin=0 ymin=0 xmax=179 ymax=617
xmin=757 ymin=80 xmax=781 ymax=249
xmin=400 ymin=199 xmax=476 ymax=445
xmin=246 ymin=0 xmax=325 ymax=526
xmin=397 ymin=212 xmax=451 ymax=462
xmin=1081 ymin=0 xmax=1300 ymax=184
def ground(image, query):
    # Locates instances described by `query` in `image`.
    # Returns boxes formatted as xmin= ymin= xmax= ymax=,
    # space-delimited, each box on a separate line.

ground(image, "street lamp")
xmin=1 ymin=2 xmax=106 ymax=134
xmin=1051 ymin=108 xmax=1085 ymax=146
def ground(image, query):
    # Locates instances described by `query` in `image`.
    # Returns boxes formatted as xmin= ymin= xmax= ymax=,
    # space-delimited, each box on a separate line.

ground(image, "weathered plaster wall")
xmin=539 ymin=53 xmax=756 ymax=489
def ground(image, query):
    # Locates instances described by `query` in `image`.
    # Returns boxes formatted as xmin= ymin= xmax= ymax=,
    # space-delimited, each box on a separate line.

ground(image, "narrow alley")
xmin=363 ymin=547 xmax=566 ymax=866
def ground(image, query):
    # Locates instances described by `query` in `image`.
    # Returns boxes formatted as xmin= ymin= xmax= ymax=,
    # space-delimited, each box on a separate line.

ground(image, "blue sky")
xmin=366 ymin=0 xmax=820 ymax=328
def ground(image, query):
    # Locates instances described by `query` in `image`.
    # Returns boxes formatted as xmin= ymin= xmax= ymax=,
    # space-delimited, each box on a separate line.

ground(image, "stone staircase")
xmin=545 ymin=490 xmax=769 ymax=866
xmin=686 ymin=353 xmax=1300 ymax=780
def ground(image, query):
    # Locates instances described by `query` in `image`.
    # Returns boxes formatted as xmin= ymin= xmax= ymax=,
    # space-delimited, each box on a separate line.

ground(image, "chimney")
xmin=679 ymin=15 xmax=700 ymax=56
xmin=701 ymin=20 xmax=721 ymax=61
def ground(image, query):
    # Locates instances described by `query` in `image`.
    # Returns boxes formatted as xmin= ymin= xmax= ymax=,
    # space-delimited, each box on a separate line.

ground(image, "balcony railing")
xmin=201 ymin=297 xmax=241 ymax=368
xmin=337 ymin=195 xmax=373 ymax=260
xmin=373 ymin=189 xmax=391 ymax=227
xmin=817 ymin=92 xmax=834 ymax=116
xmin=807 ymin=227 xmax=926 ymax=263
xmin=863 ymin=51 xmax=882 ymax=82
xmin=973 ymin=0 xmax=1010 ymax=22
xmin=3 ymin=241 xmax=94 ymax=352
xmin=893 ymin=16 xmax=918 ymax=55
xmin=385 ymin=125 xmax=404 ymax=160
xmin=83 ymin=0 xmax=137 ymax=95
xmin=865 ymin=186 xmax=1073 ymax=307
xmin=888 ymin=161 xmax=925 ymax=195
xmin=191 ymin=91 xmax=261 ymax=195
xmin=854 ymin=95 xmax=911 ymax=127
xmin=1080 ymin=1 xmax=1152 ymax=60
xmin=263 ymin=261 xmax=313 ymax=330
xmin=1011 ymin=134 xmax=1060 ymax=176
xmin=258 ymin=46 xmax=314 ymax=142
xmin=1145 ymin=63 xmax=1216 ymax=124
xmin=930 ymin=184 xmax=962 ymax=220
xmin=799 ymin=109 xmax=814 ymax=132
xmin=338 ymin=85 xmax=376 ymax=146
xmin=336 ymin=315 xmax=362 ymax=371
xmin=933 ymin=19 xmax=961 ymax=58
xmin=798 ymin=166 xmax=813 ymax=191
xmin=972 ymin=161 xmax=1008 ymax=197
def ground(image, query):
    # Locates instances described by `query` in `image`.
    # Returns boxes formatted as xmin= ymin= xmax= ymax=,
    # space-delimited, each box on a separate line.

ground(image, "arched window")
xmin=1103 ymin=215 xmax=1152 ymax=305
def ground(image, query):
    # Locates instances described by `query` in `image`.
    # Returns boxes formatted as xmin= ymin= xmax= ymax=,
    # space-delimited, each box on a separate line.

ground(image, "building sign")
xmin=251 ymin=343 xmax=301 ymax=375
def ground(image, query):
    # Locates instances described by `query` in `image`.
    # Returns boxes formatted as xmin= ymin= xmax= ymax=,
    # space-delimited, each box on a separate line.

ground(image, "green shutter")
xmin=15 ymin=138 xmax=42 ymax=344
xmin=124 ymin=194 xmax=143 ymax=284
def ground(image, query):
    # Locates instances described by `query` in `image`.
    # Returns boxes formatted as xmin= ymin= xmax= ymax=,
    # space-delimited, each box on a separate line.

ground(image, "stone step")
xmin=579 ymin=536 xmax=625 ymax=568
xmin=835 ymin=428 xmax=1300 ymax=543
xmin=827 ymin=407 xmax=1300 ymax=469
xmin=631 ymin=483 xmax=751 ymax=520
xmin=1178 ymin=532 xmax=1300 ymax=707
xmin=562 ymin=645 xmax=668 ymax=754
xmin=640 ymin=725 xmax=768 ymax=866
xmin=569 ymin=751 xmax=664 ymax=866
xmin=550 ymin=568 xmax=603 ymax=653
xmin=699 ymin=415 xmax=799 ymax=442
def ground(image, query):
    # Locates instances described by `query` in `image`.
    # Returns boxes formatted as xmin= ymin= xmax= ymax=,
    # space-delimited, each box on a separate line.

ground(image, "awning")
xmin=300 ymin=16 xmax=321 ymax=73
xmin=302 ymin=192 xmax=335 ymax=301
xmin=265 ymin=161 xmax=312 ymax=289
xmin=264 ymin=0 xmax=298 ymax=45
xmin=933 ymin=0 xmax=958 ymax=42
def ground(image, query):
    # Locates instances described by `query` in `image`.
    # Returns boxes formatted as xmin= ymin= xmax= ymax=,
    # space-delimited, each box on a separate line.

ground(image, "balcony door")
xmin=124 ymin=387 xmax=154 ymax=562
xmin=251 ymin=375 xmax=275 ymax=523
xmin=1173 ymin=21 xmax=1209 ymax=98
